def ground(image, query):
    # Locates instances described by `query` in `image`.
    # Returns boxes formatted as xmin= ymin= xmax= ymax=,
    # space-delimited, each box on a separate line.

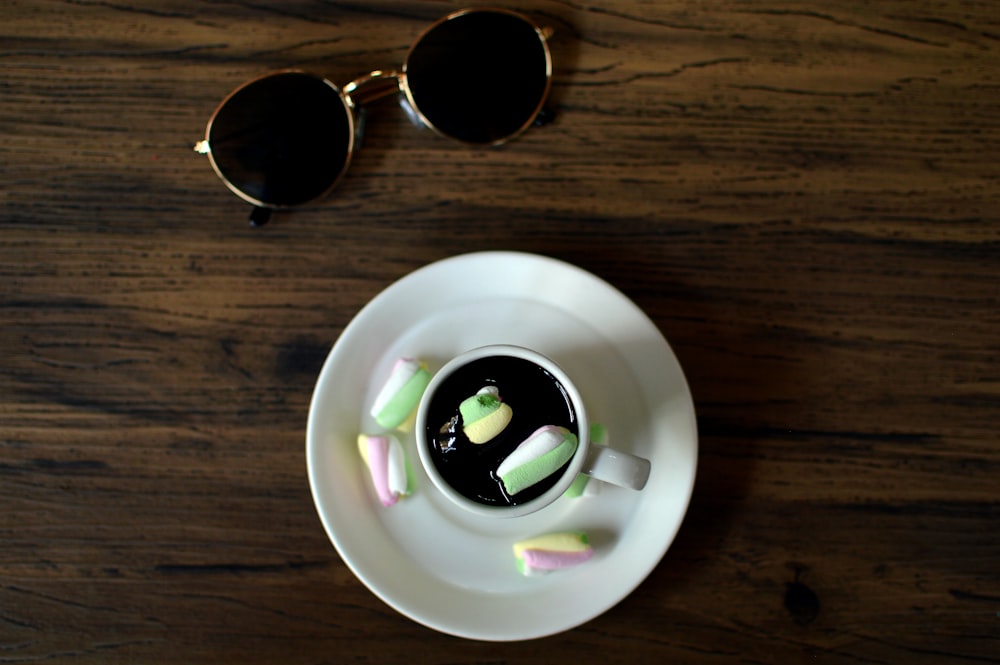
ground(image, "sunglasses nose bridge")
xmin=343 ymin=69 xmax=402 ymax=107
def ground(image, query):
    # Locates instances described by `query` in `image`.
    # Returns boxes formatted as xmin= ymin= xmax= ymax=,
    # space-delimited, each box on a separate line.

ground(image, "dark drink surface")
xmin=424 ymin=355 xmax=579 ymax=506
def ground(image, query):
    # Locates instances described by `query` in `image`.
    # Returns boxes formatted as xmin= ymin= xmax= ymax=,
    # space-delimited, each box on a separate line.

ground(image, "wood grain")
xmin=2 ymin=0 xmax=998 ymax=662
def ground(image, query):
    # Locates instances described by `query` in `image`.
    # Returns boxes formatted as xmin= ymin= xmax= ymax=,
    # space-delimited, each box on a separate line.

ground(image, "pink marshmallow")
xmin=365 ymin=437 xmax=396 ymax=507
xmin=358 ymin=433 xmax=409 ymax=507
xmin=521 ymin=548 xmax=594 ymax=571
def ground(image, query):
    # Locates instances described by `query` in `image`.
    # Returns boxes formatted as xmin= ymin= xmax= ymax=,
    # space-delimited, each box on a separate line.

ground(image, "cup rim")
xmin=414 ymin=344 xmax=589 ymax=519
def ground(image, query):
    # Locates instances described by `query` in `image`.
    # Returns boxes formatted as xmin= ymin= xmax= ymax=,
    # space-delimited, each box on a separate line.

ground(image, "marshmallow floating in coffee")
xmin=370 ymin=357 xmax=431 ymax=430
xmin=497 ymin=425 xmax=578 ymax=496
xmin=357 ymin=433 xmax=411 ymax=507
xmin=513 ymin=531 xmax=594 ymax=576
xmin=459 ymin=386 xmax=513 ymax=444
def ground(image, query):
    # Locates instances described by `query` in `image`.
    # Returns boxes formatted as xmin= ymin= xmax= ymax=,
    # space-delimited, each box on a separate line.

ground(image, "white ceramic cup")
xmin=415 ymin=344 xmax=651 ymax=518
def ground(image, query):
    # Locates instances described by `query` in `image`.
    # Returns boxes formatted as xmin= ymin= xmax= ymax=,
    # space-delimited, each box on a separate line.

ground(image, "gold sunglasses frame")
xmin=195 ymin=7 xmax=553 ymax=225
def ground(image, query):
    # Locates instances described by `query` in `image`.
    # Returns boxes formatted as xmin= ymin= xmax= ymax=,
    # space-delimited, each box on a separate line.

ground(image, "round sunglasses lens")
xmin=405 ymin=11 xmax=550 ymax=145
xmin=208 ymin=72 xmax=352 ymax=207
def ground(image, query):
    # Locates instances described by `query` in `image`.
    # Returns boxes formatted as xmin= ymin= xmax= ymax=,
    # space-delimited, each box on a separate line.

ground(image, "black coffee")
xmin=424 ymin=355 xmax=579 ymax=507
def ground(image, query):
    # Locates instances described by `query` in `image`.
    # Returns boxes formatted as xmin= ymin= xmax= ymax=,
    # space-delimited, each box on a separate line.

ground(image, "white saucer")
xmin=306 ymin=251 xmax=697 ymax=641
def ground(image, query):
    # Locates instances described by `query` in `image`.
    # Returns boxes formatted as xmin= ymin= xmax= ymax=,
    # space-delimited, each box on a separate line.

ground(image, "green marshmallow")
xmin=373 ymin=367 xmax=431 ymax=429
xmin=500 ymin=433 xmax=578 ymax=496
xmin=459 ymin=391 xmax=501 ymax=423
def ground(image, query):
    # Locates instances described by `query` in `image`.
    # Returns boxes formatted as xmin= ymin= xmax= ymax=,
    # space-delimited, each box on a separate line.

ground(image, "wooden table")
xmin=3 ymin=1 xmax=998 ymax=662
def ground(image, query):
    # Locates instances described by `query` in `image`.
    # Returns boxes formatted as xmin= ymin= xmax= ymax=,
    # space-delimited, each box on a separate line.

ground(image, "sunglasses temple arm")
xmin=534 ymin=105 xmax=557 ymax=127
xmin=249 ymin=206 xmax=272 ymax=227
xmin=343 ymin=70 xmax=402 ymax=107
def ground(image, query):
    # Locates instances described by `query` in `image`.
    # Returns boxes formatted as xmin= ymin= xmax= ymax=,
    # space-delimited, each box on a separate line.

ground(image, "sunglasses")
xmin=195 ymin=7 xmax=554 ymax=226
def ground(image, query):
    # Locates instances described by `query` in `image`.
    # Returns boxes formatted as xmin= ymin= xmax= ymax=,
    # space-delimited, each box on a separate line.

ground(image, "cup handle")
xmin=581 ymin=445 xmax=651 ymax=491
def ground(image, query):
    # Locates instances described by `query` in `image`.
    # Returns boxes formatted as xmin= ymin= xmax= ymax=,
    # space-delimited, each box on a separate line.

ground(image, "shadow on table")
xmin=601 ymin=274 xmax=798 ymax=603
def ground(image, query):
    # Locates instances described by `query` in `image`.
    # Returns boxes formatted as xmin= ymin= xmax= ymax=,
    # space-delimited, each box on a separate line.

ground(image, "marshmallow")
xmin=357 ymin=433 xmax=410 ymax=507
xmin=497 ymin=425 xmax=578 ymax=496
xmin=563 ymin=472 xmax=594 ymax=499
xmin=564 ymin=423 xmax=608 ymax=498
xmin=459 ymin=386 xmax=513 ymax=444
xmin=370 ymin=358 xmax=431 ymax=430
xmin=513 ymin=532 xmax=594 ymax=576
